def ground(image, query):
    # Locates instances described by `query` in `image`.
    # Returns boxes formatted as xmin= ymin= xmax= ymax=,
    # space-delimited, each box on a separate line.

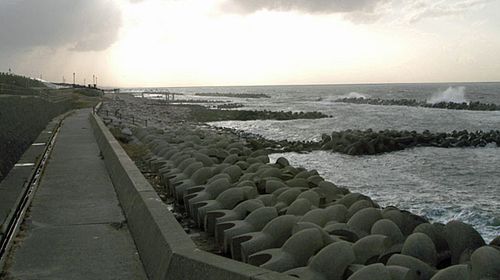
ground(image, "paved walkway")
xmin=4 ymin=109 xmax=147 ymax=279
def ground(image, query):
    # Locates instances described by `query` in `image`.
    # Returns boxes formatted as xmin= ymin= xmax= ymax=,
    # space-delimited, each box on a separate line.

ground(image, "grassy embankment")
xmin=0 ymin=73 xmax=102 ymax=181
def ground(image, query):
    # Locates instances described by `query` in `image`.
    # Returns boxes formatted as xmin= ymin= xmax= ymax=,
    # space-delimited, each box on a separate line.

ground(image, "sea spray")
xmin=329 ymin=92 xmax=367 ymax=101
xmin=427 ymin=86 xmax=468 ymax=104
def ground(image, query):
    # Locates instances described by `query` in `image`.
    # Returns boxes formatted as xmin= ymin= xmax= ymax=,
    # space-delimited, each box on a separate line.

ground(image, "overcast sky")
xmin=1 ymin=0 xmax=499 ymax=87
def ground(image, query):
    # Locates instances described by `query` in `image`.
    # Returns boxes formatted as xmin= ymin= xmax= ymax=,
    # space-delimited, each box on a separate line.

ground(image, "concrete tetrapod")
xmin=285 ymin=241 xmax=356 ymax=280
xmin=247 ymin=228 xmax=326 ymax=272
xmin=285 ymin=198 xmax=314 ymax=216
xmin=412 ymin=223 xmax=449 ymax=254
xmin=323 ymin=222 xmax=360 ymax=243
xmin=316 ymin=181 xmax=345 ymax=205
xmin=280 ymin=190 xmax=320 ymax=215
xmin=218 ymin=206 xmax=278 ymax=256
xmin=156 ymin=151 xmax=191 ymax=172
xmin=347 ymin=200 xmax=377 ymax=219
xmin=469 ymin=246 xmax=500 ymax=280
xmin=196 ymin=186 xmax=258 ymax=227
xmin=334 ymin=193 xmax=371 ymax=208
xmin=236 ymin=215 xmax=300 ymax=262
xmin=382 ymin=207 xmax=430 ymax=236
xmin=387 ymin=254 xmax=437 ymax=280
xmin=265 ymin=180 xmax=290 ymax=194
xmin=205 ymin=198 xmax=264 ymax=234
xmin=386 ymin=265 xmax=420 ymax=280
xmin=430 ymin=265 xmax=469 ymax=280
xmin=347 ymin=207 xmax=383 ymax=237
xmin=169 ymin=161 xmax=204 ymax=189
xmin=159 ymin=157 xmax=195 ymax=184
xmin=291 ymin=222 xmax=339 ymax=245
xmin=184 ymin=177 xmax=231 ymax=217
xmin=352 ymin=234 xmax=392 ymax=265
xmin=274 ymin=188 xmax=306 ymax=211
xmin=444 ymin=220 xmax=485 ymax=265
xmin=401 ymin=232 xmax=437 ymax=267
xmin=173 ymin=166 xmax=214 ymax=202
xmin=347 ymin=263 xmax=391 ymax=280
xmin=371 ymin=218 xmax=405 ymax=244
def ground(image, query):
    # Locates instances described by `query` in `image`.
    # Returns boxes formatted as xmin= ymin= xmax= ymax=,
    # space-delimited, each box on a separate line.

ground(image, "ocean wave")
xmin=427 ymin=86 xmax=468 ymax=104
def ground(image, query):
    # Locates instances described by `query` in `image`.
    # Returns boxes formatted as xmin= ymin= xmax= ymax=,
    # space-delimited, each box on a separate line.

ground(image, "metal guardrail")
xmin=99 ymin=109 xmax=148 ymax=127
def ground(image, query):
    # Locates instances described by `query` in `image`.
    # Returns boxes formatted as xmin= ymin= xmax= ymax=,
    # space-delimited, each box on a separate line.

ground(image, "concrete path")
xmin=4 ymin=109 xmax=147 ymax=279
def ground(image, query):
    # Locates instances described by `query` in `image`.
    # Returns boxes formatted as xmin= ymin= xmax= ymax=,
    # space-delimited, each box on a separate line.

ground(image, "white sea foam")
xmin=326 ymin=91 xmax=367 ymax=102
xmin=427 ymin=86 xmax=468 ymax=104
xmin=343 ymin=91 xmax=367 ymax=99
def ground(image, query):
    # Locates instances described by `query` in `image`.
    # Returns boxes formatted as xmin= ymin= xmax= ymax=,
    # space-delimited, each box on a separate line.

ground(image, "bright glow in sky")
xmin=1 ymin=0 xmax=500 ymax=87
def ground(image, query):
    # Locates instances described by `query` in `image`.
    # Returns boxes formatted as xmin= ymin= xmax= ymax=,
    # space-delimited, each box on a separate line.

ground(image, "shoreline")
xmin=98 ymin=93 xmax=500 ymax=278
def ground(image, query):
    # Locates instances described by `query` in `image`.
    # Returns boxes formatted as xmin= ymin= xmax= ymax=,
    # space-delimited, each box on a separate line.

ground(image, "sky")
xmin=1 ymin=0 xmax=500 ymax=87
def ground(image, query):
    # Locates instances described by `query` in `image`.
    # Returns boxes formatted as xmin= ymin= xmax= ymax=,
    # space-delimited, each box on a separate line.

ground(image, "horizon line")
xmin=103 ymin=80 xmax=500 ymax=89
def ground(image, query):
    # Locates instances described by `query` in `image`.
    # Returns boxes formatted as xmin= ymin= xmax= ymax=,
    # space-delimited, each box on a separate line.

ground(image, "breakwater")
xmin=188 ymin=105 xmax=329 ymax=122
xmin=215 ymin=127 xmax=500 ymax=155
xmin=335 ymin=97 xmax=500 ymax=111
xmin=127 ymin=124 xmax=499 ymax=280
xmin=195 ymin=93 xmax=271 ymax=98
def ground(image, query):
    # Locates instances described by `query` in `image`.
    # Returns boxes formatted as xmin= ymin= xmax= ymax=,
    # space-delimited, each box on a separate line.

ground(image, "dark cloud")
xmin=404 ymin=0 xmax=490 ymax=23
xmin=0 ymin=0 xmax=122 ymax=52
xmin=222 ymin=0 xmax=386 ymax=14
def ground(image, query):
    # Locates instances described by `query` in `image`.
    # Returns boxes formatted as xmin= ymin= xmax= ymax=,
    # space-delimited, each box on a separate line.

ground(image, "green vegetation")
xmin=0 ymin=72 xmax=46 ymax=88
xmin=0 ymin=74 xmax=102 ymax=181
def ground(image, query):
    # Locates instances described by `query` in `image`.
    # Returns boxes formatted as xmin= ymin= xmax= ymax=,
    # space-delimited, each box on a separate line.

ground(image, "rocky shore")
xmin=100 ymin=94 xmax=500 ymax=280
xmin=335 ymin=97 xmax=500 ymax=111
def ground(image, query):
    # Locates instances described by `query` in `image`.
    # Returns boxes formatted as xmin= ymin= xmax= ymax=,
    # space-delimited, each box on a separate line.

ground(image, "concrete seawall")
xmin=89 ymin=112 xmax=292 ymax=280
xmin=0 ymin=113 xmax=65 ymax=269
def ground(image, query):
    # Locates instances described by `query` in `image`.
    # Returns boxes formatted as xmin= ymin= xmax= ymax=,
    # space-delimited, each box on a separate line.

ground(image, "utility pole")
xmin=73 ymin=72 xmax=76 ymax=86
xmin=95 ymin=76 xmax=98 ymax=88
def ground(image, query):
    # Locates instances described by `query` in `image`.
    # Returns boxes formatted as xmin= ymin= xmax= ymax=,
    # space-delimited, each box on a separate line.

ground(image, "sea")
xmin=123 ymin=82 xmax=500 ymax=242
